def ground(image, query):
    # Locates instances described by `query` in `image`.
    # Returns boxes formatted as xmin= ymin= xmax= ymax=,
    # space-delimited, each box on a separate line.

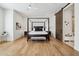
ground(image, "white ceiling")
xmin=0 ymin=3 xmax=67 ymax=17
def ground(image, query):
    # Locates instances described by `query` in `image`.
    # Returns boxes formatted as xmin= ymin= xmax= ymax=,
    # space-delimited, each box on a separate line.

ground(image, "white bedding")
xmin=31 ymin=37 xmax=46 ymax=40
xmin=28 ymin=31 xmax=48 ymax=35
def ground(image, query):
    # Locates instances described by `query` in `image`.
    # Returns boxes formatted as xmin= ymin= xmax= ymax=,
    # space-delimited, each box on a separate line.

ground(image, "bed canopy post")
xmin=47 ymin=18 xmax=49 ymax=31
xmin=44 ymin=22 xmax=45 ymax=31
xmin=27 ymin=18 xmax=29 ymax=32
xmin=32 ymin=22 xmax=33 ymax=31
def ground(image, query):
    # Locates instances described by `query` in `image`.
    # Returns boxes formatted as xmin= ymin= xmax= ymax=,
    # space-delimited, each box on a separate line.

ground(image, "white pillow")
xmin=33 ymin=28 xmax=35 ymax=31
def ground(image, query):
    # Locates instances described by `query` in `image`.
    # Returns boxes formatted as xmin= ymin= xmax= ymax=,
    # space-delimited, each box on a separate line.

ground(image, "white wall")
xmin=0 ymin=7 xmax=5 ymax=34
xmin=4 ymin=9 xmax=14 ymax=41
xmin=63 ymin=4 xmax=74 ymax=41
xmin=62 ymin=4 xmax=74 ymax=48
xmin=13 ymin=10 xmax=27 ymax=40
xmin=4 ymin=9 xmax=27 ymax=41
xmin=74 ymin=3 xmax=79 ymax=51
xmin=49 ymin=14 xmax=56 ymax=37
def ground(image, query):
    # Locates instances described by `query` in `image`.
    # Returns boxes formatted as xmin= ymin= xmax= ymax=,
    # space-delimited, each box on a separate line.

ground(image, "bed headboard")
xmin=27 ymin=18 xmax=49 ymax=31
xmin=34 ymin=26 xmax=43 ymax=31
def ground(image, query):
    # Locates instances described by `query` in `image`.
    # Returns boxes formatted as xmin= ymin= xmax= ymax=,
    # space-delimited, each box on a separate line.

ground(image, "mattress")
xmin=28 ymin=31 xmax=48 ymax=35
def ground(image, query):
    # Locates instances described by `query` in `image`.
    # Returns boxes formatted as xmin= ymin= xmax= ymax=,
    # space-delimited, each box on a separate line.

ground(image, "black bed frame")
xmin=27 ymin=32 xmax=49 ymax=41
xmin=27 ymin=18 xmax=50 ymax=41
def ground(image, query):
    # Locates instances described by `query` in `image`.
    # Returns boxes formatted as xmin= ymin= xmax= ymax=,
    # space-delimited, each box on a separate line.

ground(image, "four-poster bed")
xmin=27 ymin=18 xmax=50 ymax=41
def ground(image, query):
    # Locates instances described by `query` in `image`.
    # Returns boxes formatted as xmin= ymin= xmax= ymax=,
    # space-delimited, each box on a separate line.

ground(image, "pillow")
xmin=33 ymin=28 xmax=35 ymax=31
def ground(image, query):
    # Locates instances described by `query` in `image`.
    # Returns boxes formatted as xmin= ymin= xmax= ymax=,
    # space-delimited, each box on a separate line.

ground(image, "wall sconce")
xmin=64 ymin=21 xmax=69 ymax=26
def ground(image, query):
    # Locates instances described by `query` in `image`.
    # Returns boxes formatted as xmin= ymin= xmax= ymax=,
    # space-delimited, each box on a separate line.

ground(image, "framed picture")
xmin=16 ymin=22 xmax=21 ymax=30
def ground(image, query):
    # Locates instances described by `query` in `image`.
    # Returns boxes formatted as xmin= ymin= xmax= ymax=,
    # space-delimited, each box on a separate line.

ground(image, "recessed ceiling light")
xmin=28 ymin=4 xmax=31 ymax=9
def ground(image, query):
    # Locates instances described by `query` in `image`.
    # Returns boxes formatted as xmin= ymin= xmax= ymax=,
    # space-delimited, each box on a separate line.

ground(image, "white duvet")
xmin=28 ymin=31 xmax=48 ymax=35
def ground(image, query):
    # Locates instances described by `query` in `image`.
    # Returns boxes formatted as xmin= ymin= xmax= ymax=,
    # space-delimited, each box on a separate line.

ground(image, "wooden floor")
xmin=0 ymin=37 xmax=79 ymax=56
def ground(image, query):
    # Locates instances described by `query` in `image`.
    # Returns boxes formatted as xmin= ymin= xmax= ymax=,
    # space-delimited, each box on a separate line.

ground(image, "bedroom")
xmin=0 ymin=3 xmax=79 ymax=56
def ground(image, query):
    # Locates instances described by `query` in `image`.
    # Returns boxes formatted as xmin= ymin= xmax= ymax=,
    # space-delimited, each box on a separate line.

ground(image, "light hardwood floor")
xmin=0 ymin=37 xmax=79 ymax=56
